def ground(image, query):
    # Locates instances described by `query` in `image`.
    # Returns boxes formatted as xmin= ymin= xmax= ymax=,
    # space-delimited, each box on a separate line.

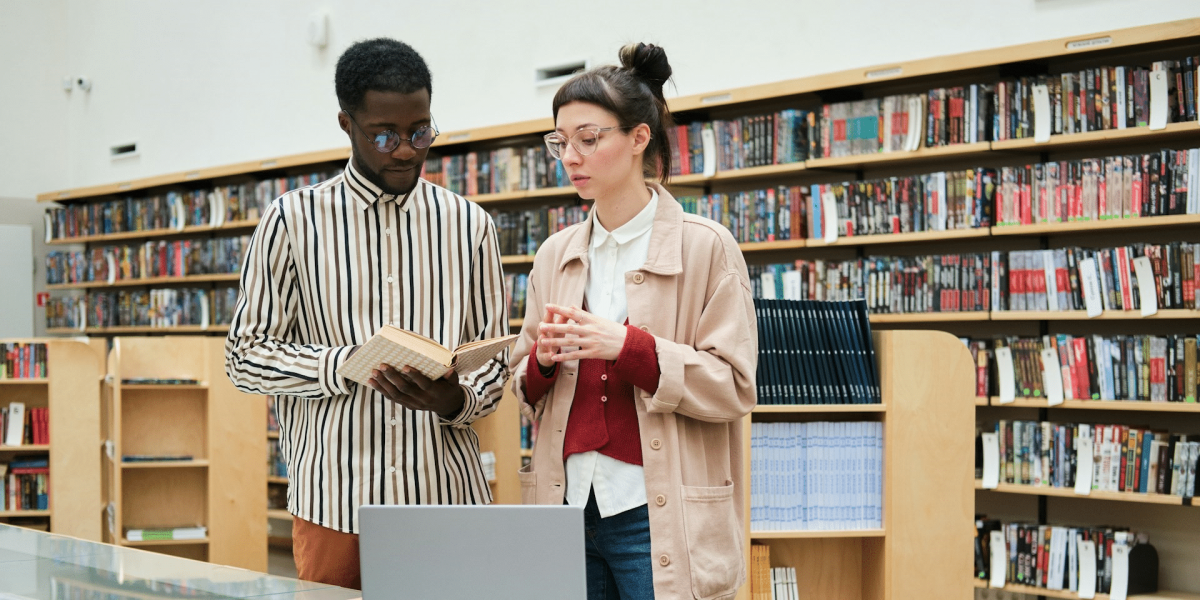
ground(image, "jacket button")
xmin=632 ymin=273 xmax=645 ymax=284
xmin=659 ymin=554 xmax=670 ymax=566
xmin=639 ymin=325 xmax=648 ymax=332
xmin=655 ymin=494 xmax=666 ymax=506
xmin=650 ymin=438 xmax=661 ymax=450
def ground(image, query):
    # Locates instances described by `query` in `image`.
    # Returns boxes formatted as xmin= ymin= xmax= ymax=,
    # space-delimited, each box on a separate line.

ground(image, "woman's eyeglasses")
xmin=543 ymin=126 xmax=632 ymax=160
xmin=344 ymin=111 xmax=439 ymax=153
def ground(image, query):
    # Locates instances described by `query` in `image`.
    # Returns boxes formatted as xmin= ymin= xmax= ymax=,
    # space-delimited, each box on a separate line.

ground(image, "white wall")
xmin=2 ymin=0 xmax=1200 ymax=200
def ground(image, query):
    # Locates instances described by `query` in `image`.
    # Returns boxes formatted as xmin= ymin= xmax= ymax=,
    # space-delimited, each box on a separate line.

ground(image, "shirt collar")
xmin=343 ymin=160 xmax=417 ymax=212
xmin=590 ymin=187 xmax=658 ymax=249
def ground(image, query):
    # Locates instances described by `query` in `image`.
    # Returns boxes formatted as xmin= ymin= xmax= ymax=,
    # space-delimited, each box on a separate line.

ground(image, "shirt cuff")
xmin=439 ymin=384 xmax=479 ymax=428
xmin=524 ymin=351 xmax=558 ymax=404
xmin=319 ymin=345 xmax=357 ymax=396
xmin=613 ymin=325 xmax=660 ymax=394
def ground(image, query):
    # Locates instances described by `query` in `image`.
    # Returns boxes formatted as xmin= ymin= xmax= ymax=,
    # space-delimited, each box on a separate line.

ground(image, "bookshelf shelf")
xmin=501 ymin=255 xmax=536 ymax=266
xmin=806 ymin=227 xmax=990 ymax=248
xmin=806 ymin=141 xmax=992 ymax=170
xmin=47 ymin=273 xmax=241 ymax=291
xmin=266 ymin=508 xmax=292 ymax=521
xmin=0 ymin=378 xmax=48 ymax=384
xmin=972 ymin=579 xmax=1200 ymax=600
xmin=990 ymin=120 xmax=1200 ymax=152
xmin=991 ymin=213 xmax=1200 ymax=237
xmin=0 ymin=444 xmax=50 ymax=452
xmin=987 ymin=397 xmax=1200 ymax=412
xmin=266 ymin=431 xmax=279 ymax=440
xmin=738 ymin=239 xmax=807 ymax=253
xmin=975 ymin=397 xmax=989 ymax=406
xmin=0 ymin=510 xmax=51 ymax=518
xmin=510 ymin=318 xmax=523 ymax=329
xmin=519 ymin=449 xmax=532 ymax=459
xmin=470 ymin=186 xmax=578 ymax=206
xmin=991 ymin=309 xmax=1200 ymax=321
xmin=974 ymin=480 xmax=1195 ymax=506
xmin=123 ymin=538 xmax=210 ymax=547
xmin=47 ymin=220 xmax=260 ymax=245
xmin=49 ymin=325 xmax=230 ymax=335
xmin=750 ymin=528 xmax=886 ymax=539
xmin=121 ymin=460 xmax=210 ymax=469
xmin=710 ymin=162 xmax=808 ymax=183
xmin=869 ymin=311 xmax=988 ymax=323
xmin=753 ymin=404 xmax=886 ymax=414
xmin=120 ymin=384 xmax=209 ymax=391
xmin=267 ymin=476 xmax=289 ymax=485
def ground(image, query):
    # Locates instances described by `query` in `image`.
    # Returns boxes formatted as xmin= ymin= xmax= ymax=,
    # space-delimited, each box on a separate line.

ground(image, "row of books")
xmin=678 ymin=186 xmax=806 ymax=244
xmin=978 ymin=420 xmax=1199 ymax=496
xmin=667 ymin=109 xmax=816 ymax=176
xmin=994 ymin=148 xmax=1200 ymax=225
xmin=2 ymin=403 xmax=48 ymax=446
xmin=504 ymin=273 xmax=529 ymax=321
xmin=749 ymin=545 xmax=799 ymax=600
xmin=491 ymin=205 xmax=588 ymax=257
xmin=808 ymin=169 xmax=997 ymax=237
xmin=0 ymin=458 xmax=49 ymax=511
xmin=268 ymin=440 xmax=287 ymax=479
xmin=749 ymin=421 xmax=883 ymax=531
xmin=1 ymin=342 xmax=45 ymax=380
xmin=975 ymin=520 xmax=1150 ymax=596
xmin=124 ymin=525 xmax=206 ymax=542
xmin=45 ymin=288 xmax=239 ymax=330
xmin=44 ymin=172 xmax=333 ymax=241
xmin=966 ymin=334 xmax=1200 ymax=404
xmin=45 ymin=236 xmax=250 ymax=285
xmin=421 ymin=146 xmax=566 ymax=197
xmin=752 ymin=299 xmax=880 ymax=405
xmin=995 ymin=59 xmax=1198 ymax=142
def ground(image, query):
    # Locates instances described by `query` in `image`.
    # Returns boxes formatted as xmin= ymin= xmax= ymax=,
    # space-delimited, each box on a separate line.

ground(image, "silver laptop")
xmin=359 ymin=504 xmax=586 ymax=600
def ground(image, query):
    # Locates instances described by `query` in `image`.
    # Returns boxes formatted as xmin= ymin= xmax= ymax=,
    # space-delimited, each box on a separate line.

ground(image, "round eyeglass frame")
xmin=344 ymin=110 xmax=439 ymax=153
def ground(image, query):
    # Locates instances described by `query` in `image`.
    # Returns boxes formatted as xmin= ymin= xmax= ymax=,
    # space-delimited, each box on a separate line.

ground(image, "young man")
xmin=225 ymin=38 xmax=509 ymax=589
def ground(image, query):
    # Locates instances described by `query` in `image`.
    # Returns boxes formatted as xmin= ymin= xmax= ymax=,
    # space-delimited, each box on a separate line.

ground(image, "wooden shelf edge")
xmin=992 ymin=213 xmax=1200 ymax=237
xmin=266 ymin=509 xmax=293 ymax=521
xmin=0 ymin=379 xmax=49 ymax=385
xmin=750 ymin=528 xmax=886 ymax=539
xmin=47 ymin=273 xmax=241 ymax=291
xmin=991 ymin=121 xmax=1200 ymax=152
xmin=754 ymin=404 xmax=886 ymax=413
xmin=122 ymin=537 xmax=210 ymax=546
xmin=991 ymin=309 xmax=1200 ymax=321
xmin=267 ymin=476 xmax=289 ymax=484
xmin=121 ymin=460 xmax=210 ymax=469
xmin=0 ymin=445 xmax=51 ymax=452
xmin=975 ymin=480 xmax=1194 ymax=505
xmin=46 ymin=220 xmax=259 ymax=244
xmin=869 ymin=312 xmax=988 ymax=323
xmin=807 ymin=227 xmax=990 ymax=248
xmin=806 ymin=142 xmax=992 ymax=170
xmin=990 ymin=397 xmax=1200 ymax=412
xmin=975 ymin=579 xmax=1200 ymax=600
xmin=0 ymin=510 xmax=51 ymax=517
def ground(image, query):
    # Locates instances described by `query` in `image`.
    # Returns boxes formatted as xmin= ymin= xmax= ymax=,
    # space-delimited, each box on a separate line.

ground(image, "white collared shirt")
xmin=565 ymin=187 xmax=658 ymax=518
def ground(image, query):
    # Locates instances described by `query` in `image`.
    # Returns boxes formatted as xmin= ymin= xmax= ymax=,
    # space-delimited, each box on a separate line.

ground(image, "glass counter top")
xmin=0 ymin=525 xmax=360 ymax=600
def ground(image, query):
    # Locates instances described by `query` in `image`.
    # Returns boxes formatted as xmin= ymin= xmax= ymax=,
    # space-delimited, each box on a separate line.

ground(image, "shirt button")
xmin=650 ymin=438 xmax=662 ymax=450
xmin=390 ymin=419 xmax=397 ymax=426
xmin=600 ymin=396 xmax=607 ymax=402
xmin=632 ymin=273 xmax=645 ymax=284
xmin=387 ymin=275 xmax=394 ymax=283
xmin=388 ymin=466 xmax=396 ymax=474
xmin=600 ymin=374 xmax=607 ymax=381
xmin=655 ymin=494 xmax=666 ymax=506
xmin=385 ymin=228 xmax=392 ymax=235
xmin=659 ymin=554 xmax=670 ymax=567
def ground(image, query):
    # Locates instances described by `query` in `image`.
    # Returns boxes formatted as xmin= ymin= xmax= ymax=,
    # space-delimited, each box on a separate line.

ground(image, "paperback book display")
xmin=1 ymin=342 xmax=46 ymax=380
xmin=46 ymin=236 xmax=249 ymax=286
xmin=45 ymin=288 xmax=238 ymax=330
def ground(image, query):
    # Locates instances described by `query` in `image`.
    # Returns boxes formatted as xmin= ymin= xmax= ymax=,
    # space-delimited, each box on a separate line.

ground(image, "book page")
xmin=337 ymin=332 xmax=454 ymax=386
xmin=452 ymin=334 xmax=518 ymax=376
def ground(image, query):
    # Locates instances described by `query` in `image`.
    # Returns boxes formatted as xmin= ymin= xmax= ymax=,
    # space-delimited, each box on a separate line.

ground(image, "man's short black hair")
xmin=335 ymin=38 xmax=432 ymax=113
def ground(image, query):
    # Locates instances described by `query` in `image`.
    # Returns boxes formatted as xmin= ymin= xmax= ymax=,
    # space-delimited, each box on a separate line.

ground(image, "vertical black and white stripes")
xmin=225 ymin=161 xmax=509 ymax=534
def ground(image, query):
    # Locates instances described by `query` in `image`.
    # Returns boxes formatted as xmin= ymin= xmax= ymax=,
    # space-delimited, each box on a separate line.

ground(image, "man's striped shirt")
xmin=225 ymin=161 xmax=509 ymax=534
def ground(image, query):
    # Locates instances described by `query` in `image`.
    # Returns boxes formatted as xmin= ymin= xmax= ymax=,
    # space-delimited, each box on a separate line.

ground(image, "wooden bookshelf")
xmin=267 ymin=476 xmax=288 ymax=485
xmin=990 ymin=120 xmax=1200 ymax=152
xmin=975 ymin=397 xmax=989 ymax=407
xmin=991 ymin=213 xmax=1200 ymax=237
xmin=46 ymin=220 xmax=259 ymax=245
xmin=987 ymin=397 xmax=1200 ymax=412
xmin=49 ymin=325 xmax=230 ymax=335
xmin=806 ymin=141 xmax=992 ymax=170
xmin=266 ymin=508 xmax=292 ymax=521
xmin=106 ymin=336 xmax=265 ymax=571
xmin=805 ymin=227 xmax=990 ymax=248
xmin=501 ymin=255 xmax=536 ymax=266
xmin=0 ymin=339 xmax=103 ymax=542
xmin=975 ymin=480 xmax=1195 ymax=506
xmin=991 ymin=309 xmax=1200 ymax=321
xmin=869 ymin=311 xmax=988 ymax=323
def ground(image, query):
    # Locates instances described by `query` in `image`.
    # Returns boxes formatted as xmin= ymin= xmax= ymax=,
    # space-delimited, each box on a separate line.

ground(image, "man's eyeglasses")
xmin=543 ymin=126 xmax=632 ymax=160
xmin=344 ymin=111 xmax=439 ymax=153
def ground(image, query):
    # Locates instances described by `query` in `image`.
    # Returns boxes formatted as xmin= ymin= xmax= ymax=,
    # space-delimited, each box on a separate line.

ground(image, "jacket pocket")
xmin=680 ymin=481 xmax=743 ymax=600
xmin=517 ymin=463 xmax=537 ymax=505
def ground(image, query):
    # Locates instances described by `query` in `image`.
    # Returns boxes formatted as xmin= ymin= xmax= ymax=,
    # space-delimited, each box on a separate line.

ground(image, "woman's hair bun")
xmin=618 ymin=43 xmax=672 ymax=92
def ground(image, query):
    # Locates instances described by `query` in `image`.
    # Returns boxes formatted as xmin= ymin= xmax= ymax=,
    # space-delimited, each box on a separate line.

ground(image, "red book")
xmin=1072 ymin=338 xmax=1090 ymax=400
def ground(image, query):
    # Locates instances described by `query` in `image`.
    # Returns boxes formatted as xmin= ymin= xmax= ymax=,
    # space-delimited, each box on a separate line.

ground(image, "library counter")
xmin=0 ymin=524 xmax=359 ymax=600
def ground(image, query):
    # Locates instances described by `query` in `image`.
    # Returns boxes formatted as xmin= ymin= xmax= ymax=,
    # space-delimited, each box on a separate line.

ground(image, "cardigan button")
xmin=601 ymin=374 xmax=607 ymax=381
xmin=655 ymin=494 xmax=666 ymax=506
xmin=600 ymin=396 xmax=607 ymax=403
xmin=650 ymin=438 xmax=661 ymax=450
xmin=659 ymin=554 xmax=670 ymax=566
xmin=632 ymin=273 xmax=645 ymax=284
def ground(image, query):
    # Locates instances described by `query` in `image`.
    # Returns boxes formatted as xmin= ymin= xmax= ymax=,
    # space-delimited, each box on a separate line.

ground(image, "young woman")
xmin=509 ymin=43 xmax=758 ymax=599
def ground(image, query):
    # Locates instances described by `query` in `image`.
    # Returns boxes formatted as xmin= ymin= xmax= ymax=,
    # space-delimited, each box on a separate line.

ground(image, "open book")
xmin=336 ymin=325 xmax=517 ymax=387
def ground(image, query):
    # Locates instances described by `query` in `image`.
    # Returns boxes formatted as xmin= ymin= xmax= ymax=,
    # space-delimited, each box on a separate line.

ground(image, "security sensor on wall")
xmin=76 ymin=77 xmax=92 ymax=92
xmin=308 ymin=11 xmax=329 ymax=48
